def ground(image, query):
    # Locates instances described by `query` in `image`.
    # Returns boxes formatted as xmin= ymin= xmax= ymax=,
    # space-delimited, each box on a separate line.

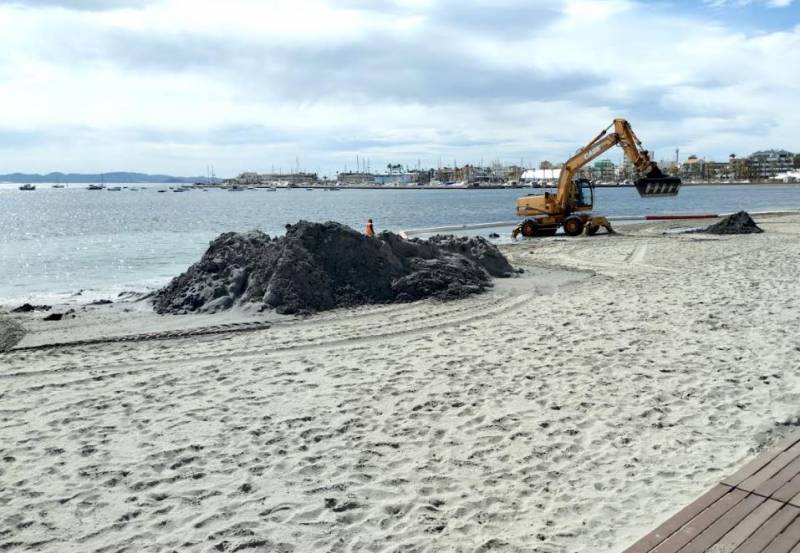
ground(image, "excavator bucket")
xmin=635 ymin=176 xmax=681 ymax=197
xmin=635 ymin=165 xmax=681 ymax=197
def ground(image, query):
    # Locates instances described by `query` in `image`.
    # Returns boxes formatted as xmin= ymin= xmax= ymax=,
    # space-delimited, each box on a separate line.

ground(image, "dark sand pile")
xmin=703 ymin=211 xmax=763 ymax=234
xmin=154 ymin=221 xmax=515 ymax=315
xmin=0 ymin=314 xmax=25 ymax=352
xmin=11 ymin=303 xmax=51 ymax=313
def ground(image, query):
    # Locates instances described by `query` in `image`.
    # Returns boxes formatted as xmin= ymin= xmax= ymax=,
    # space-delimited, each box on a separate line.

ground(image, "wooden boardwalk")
xmin=624 ymin=432 xmax=800 ymax=553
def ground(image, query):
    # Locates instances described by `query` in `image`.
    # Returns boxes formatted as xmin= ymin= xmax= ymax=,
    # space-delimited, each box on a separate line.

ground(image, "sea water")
xmin=2 ymin=183 xmax=799 ymax=303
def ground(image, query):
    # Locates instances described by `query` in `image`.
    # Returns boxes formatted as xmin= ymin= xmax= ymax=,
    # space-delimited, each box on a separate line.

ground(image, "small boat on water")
xmin=107 ymin=186 xmax=122 ymax=191
xmin=91 ymin=174 xmax=108 ymax=190
xmin=19 ymin=184 xmax=36 ymax=191
xmin=52 ymin=184 xmax=65 ymax=189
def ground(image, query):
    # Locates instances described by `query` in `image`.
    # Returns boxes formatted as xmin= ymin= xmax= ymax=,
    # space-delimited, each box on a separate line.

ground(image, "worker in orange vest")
xmin=365 ymin=218 xmax=375 ymax=237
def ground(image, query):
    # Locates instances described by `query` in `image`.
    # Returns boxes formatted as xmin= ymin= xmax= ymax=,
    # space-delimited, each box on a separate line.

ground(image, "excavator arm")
xmin=555 ymin=118 xmax=680 ymax=211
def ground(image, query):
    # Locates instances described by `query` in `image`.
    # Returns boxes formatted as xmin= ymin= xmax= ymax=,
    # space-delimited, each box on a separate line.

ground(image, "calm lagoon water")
xmin=2 ymin=183 xmax=799 ymax=303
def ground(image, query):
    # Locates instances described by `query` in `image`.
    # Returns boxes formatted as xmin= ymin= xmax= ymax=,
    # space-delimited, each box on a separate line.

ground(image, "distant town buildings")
xmin=224 ymin=172 xmax=319 ymax=186
xmin=336 ymin=172 xmax=373 ymax=186
xmin=681 ymin=155 xmax=705 ymax=179
xmin=593 ymin=159 xmax=616 ymax=182
xmin=671 ymin=149 xmax=797 ymax=182
xmin=224 ymin=148 xmax=798 ymax=189
xmin=749 ymin=149 xmax=794 ymax=178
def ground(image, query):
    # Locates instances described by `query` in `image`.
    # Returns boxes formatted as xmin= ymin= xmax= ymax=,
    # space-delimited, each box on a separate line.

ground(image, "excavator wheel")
xmin=563 ymin=216 xmax=585 ymax=237
xmin=520 ymin=220 xmax=538 ymax=238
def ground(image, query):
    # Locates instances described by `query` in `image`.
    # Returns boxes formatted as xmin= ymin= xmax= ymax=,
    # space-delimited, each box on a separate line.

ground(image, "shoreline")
xmin=4 ymin=210 xmax=800 ymax=308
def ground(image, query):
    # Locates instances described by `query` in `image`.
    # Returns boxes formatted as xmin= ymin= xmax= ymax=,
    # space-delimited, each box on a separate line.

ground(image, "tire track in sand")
xmin=3 ymin=293 xmax=534 ymax=392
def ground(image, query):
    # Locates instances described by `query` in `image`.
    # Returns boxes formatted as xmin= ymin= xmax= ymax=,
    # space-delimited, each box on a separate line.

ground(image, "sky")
xmin=0 ymin=0 xmax=798 ymax=177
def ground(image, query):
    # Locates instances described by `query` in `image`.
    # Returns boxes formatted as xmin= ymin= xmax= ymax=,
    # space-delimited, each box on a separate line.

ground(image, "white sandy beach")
xmin=2 ymin=213 xmax=800 ymax=552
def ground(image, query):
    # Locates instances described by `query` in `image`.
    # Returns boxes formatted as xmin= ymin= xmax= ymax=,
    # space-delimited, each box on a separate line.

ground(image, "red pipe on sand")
xmin=645 ymin=213 xmax=718 ymax=220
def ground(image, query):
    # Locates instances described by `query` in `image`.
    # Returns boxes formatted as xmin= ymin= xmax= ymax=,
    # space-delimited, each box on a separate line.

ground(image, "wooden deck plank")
xmin=772 ymin=476 xmax=800 ymax=505
xmin=750 ymin=457 xmax=800 ymax=497
xmin=761 ymin=515 xmax=800 ymax=553
xmin=732 ymin=505 xmax=800 ymax=553
xmin=621 ymin=485 xmax=732 ymax=553
xmin=737 ymin=443 xmax=800 ymax=493
xmin=713 ymin=498 xmax=784 ymax=553
xmin=723 ymin=436 xmax=800 ymax=488
xmin=623 ymin=432 xmax=800 ymax=553
xmin=649 ymin=488 xmax=747 ymax=553
xmin=679 ymin=493 xmax=766 ymax=553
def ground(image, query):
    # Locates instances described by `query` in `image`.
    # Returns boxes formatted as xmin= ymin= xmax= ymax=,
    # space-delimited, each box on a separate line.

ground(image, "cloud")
xmin=0 ymin=0 xmax=797 ymax=175
xmin=0 ymin=0 xmax=155 ymax=10
xmin=702 ymin=0 xmax=795 ymax=7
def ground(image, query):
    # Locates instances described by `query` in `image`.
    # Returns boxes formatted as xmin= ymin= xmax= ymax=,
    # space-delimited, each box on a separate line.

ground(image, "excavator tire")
xmin=521 ymin=220 xmax=537 ymax=237
xmin=563 ymin=216 xmax=584 ymax=237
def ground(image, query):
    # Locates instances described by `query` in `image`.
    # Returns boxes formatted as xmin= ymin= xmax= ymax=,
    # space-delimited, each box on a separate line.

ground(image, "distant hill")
xmin=0 ymin=172 xmax=216 ymax=184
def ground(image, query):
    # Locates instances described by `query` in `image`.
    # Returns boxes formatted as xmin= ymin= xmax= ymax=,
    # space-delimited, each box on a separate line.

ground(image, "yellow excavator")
xmin=512 ymin=118 xmax=681 ymax=238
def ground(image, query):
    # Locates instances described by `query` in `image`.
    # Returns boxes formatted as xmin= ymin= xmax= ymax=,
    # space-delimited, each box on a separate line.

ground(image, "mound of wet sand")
xmin=0 ymin=314 xmax=25 ymax=352
xmin=703 ymin=211 xmax=763 ymax=234
xmin=154 ymin=221 xmax=515 ymax=315
xmin=11 ymin=303 xmax=51 ymax=313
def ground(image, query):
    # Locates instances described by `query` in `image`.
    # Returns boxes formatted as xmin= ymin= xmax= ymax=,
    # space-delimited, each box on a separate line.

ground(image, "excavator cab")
xmin=635 ymin=164 xmax=681 ymax=197
xmin=573 ymin=178 xmax=594 ymax=209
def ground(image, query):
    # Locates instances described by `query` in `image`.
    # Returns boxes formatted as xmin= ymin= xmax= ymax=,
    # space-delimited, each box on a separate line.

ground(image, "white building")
xmin=521 ymin=168 xmax=561 ymax=183
xmin=771 ymin=170 xmax=800 ymax=183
